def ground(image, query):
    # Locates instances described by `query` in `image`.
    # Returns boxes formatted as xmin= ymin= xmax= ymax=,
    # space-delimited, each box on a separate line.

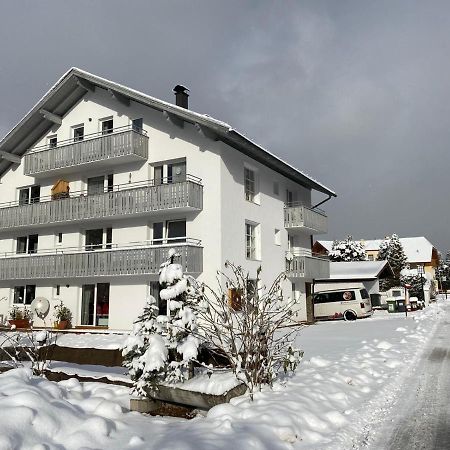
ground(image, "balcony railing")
xmin=23 ymin=126 xmax=148 ymax=176
xmin=0 ymin=176 xmax=203 ymax=231
xmin=284 ymin=204 xmax=328 ymax=235
xmin=0 ymin=240 xmax=203 ymax=280
xmin=285 ymin=252 xmax=330 ymax=279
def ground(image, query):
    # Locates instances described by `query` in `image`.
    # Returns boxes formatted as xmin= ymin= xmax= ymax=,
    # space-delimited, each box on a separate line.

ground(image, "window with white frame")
xmin=244 ymin=167 xmax=257 ymax=202
xmin=73 ymin=124 xmax=84 ymax=142
xmin=18 ymin=185 xmax=41 ymax=205
xmin=245 ymin=222 xmax=258 ymax=260
xmin=16 ymin=234 xmax=38 ymax=254
xmin=274 ymin=228 xmax=281 ymax=246
xmin=48 ymin=135 xmax=57 ymax=148
xmin=152 ymin=220 xmax=186 ymax=244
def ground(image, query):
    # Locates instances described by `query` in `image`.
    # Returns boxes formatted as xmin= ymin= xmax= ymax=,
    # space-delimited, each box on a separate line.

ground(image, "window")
xmin=57 ymin=232 xmax=63 ymax=245
xmin=273 ymin=181 xmax=279 ymax=196
xmin=73 ymin=125 xmax=84 ymax=142
xmin=367 ymin=255 xmax=374 ymax=261
xmin=81 ymin=283 xmax=110 ymax=326
xmin=313 ymin=291 xmax=356 ymax=304
xmin=152 ymin=220 xmax=186 ymax=244
xmin=360 ymin=289 xmax=370 ymax=299
xmin=18 ymin=185 xmax=40 ymax=205
xmin=105 ymin=227 xmax=112 ymax=249
xmin=247 ymin=279 xmax=257 ymax=299
xmin=167 ymin=162 xmax=186 ymax=184
xmin=16 ymin=234 xmax=38 ymax=254
xmin=132 ymin=118 xmax=143 ymax=132
xmin=245 ymin=222 xmax=257 ymax=259
xmin=87 ymin=176 xmax=105 ymax=196
xmin=153 ymin=222 xmax=164 ymax=243
xmin=48 ymin=135 xmax=57 ymax=148
xmin=154 ymin=166 xmax=163 ymax=185
xmin=150 ymin=281 xmax=165 ymax=315
xmin=101 ymin=119 xmax=114 ymax=134
xmin=13 ymin=285 xmax=36 ymax=305
xmin=55 ymin=285 xmax=61 ymax=297
xmin=274 ymin=228 xmax=281 ymax=246
xmin=85 ymin=228 xmax=104 ymax=251
xmin=107 ymin=174 xmax=114 ymax=192
xmin=286 ymin=190 xmax=294 ymax=206
xmin=244 ymin=167 xmax=256 ymax=202
xmin=228 ymin=288 xmax=243 ymax=311
xmin=167 ymin=220 xmax=186 ymax=243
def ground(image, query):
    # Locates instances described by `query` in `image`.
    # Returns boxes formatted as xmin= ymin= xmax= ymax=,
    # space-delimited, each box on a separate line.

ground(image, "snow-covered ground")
xmin=0 ymin=301 xmax=445 ymax=449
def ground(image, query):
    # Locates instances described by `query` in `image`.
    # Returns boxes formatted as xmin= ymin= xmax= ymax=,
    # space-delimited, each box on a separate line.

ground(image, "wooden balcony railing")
xmin=23 ymin=126 xmax=148 ymax=176
xmin=284 ymin=204 xmax=328 ymax=235
xmin=0 ymin=177 xmax=202 ymax=231
xmin=0 ymin=240 xmax=203 ymax=280
xmin=285 ymin=253 xmax=330 ymax=279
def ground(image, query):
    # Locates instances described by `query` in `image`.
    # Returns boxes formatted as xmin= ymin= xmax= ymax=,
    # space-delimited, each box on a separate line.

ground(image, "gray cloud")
xmin=0 ymin=0 xmax=449 ymax=250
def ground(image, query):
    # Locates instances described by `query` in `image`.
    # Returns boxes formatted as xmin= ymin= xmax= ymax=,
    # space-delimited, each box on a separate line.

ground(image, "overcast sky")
xmin=1 ymin=1 xmax=449 ymax=251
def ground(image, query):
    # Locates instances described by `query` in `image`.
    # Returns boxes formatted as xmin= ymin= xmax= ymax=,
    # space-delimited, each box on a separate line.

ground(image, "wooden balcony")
xmin=285 ymin=253 xmax=330 ymax=279
xmin=284 ymin=204 xmax=328 ymax=235
xmin=23 ymin=126 xmax=148 ymax=177
xmin=0 ymin=177 xmax=203 ymax=231
xmin=0 ymin=241 xmax=203 ymax=280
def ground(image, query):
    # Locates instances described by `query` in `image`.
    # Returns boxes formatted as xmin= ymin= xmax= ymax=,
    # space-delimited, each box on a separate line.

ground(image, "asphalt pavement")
xmin=371 ymin=303 xmax=450 ymax=450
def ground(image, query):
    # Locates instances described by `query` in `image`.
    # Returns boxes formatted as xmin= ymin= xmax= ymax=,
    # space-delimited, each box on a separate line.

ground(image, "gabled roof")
xmin=0 ymin=68 xmax=336 ymax=197
xmin=317 ymin=260 xmax=394 ymax=281
xmin=316 ymin=236 xmax=437 ymax=263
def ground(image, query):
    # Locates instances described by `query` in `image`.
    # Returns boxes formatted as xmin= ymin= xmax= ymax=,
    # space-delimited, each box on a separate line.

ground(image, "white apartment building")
xmin=0 ymin=68 xmax=335 ymax=329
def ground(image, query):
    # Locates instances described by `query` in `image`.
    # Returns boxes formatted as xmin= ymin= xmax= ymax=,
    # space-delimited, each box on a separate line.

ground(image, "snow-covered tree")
xmin=400 ymin=269 xmax=426 ymax=301
xmin=122 ymin=249 xmax=199 ymax=396
xmin=187 ymin=262 xmax=302 ymax=399
xmin=329 ymin=236 xmax=366 ymax=262
xmin=377 ymin=234 xmax=408 ymax=290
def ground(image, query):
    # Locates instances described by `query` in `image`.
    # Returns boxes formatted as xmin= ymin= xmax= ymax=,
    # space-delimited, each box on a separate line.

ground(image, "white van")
xmin=313 ymin=287 xmax=373 ymax=321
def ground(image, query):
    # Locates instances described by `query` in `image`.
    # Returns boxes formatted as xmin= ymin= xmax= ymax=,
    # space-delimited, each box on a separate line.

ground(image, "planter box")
xmin=8 ymin=319 xmax=30 ymax=329
xmin=145 ymin=382 xmax=247 ymax=410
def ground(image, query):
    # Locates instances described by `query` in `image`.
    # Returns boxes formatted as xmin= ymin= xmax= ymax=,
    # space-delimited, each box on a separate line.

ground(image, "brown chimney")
xmin=173 ymin=85 xmax=189 ymax=109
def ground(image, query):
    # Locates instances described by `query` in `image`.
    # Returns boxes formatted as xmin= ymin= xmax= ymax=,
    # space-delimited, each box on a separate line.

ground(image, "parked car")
xmin=313 ymin=287 xmax=373 ymax=321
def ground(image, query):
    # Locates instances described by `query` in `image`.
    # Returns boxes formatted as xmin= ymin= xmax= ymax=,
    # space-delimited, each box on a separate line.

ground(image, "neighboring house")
xmin=315 ymin=260 xmax=394 ymax=298
xmin=0 ymin=68 xmax=335 ymax=329
xmin=313 ymin=237 xmax=439 ymax=279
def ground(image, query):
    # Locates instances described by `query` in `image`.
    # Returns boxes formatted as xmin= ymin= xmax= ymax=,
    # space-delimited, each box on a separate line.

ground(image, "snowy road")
xmin=369 ymin=302 xmax=450 ymax=450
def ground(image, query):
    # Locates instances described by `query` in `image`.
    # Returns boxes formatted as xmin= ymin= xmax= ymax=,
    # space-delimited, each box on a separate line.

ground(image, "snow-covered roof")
xmin=321 ymin=260 xmax=394 ymax=280
xmin=0 ymin=68 xmax=336 ymax=197
xmin=316 ymin=237 xmax=436 ymax=263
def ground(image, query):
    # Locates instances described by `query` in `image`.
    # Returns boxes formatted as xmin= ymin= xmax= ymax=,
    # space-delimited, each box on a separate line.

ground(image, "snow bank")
xmin=0 ymin=301 xmax=445 ymax=449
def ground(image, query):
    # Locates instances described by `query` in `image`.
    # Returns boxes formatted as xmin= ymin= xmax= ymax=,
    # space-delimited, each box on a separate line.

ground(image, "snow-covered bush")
xmin=329 ymin=236 xmax=366 ymax=262
xmin=0 ymin=329 xmax=53 ymax=376
xmin=187 ymin=262 xmax=302 ymax=399
xmin=378 ymin=234 xmax=408 ymax=290
xmin=122 ymin=249 xmax=199 ymax=396
xmin=400 ymin=267 xmax=426 ymax=301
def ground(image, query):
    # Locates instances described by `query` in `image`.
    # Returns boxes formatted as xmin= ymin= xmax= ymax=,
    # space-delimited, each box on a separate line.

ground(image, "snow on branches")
xmin=377 ymin=234 xmax=407 ymax=290
xmin=122 ymin=249 xmax=199 ymax=395
xmin=329 ymin=236 xmax=366 ymax=262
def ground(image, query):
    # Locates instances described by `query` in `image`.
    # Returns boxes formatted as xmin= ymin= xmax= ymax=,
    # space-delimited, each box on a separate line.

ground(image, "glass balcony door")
xmin=81 ymin=283 xmax=110 ymax=326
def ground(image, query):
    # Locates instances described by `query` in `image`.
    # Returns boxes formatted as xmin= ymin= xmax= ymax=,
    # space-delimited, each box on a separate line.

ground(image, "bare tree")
xmin=187 ymin=262 xmax=303 ymax=398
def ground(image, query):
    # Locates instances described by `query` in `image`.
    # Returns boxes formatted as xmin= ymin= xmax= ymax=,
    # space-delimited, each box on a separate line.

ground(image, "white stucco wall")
xmin=0 ymin=86 xmax=320 ymax=327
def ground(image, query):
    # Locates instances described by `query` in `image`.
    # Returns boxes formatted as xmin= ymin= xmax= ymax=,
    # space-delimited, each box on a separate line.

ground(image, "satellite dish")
xmin=31 ymin=297 xmax=50 ymax=319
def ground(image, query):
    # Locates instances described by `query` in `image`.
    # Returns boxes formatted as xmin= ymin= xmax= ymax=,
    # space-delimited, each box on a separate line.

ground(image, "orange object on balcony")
xmin=51 ymin=179 xmax=70 ymax=200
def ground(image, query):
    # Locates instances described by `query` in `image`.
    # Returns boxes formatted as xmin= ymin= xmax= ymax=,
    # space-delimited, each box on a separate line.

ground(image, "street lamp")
xmin=417 ymin=265 xmax=425 ymax=306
